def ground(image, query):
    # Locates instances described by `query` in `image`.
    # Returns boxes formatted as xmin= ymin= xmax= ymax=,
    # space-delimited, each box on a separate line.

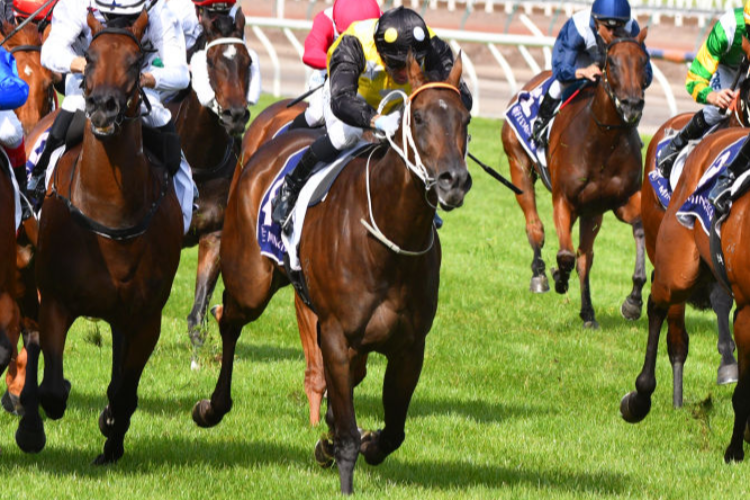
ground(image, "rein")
xmin=591 ymin=38 xmax=645 ymax=131
xmin=360 ymin=82 xmax=460 ymax=256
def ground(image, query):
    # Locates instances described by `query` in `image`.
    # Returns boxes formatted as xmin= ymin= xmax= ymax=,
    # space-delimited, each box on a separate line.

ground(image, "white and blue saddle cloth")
xmin=649 ymin=135 xmax=746 ymax=235
xmin=504 ymin=77 xmax=555 ymax=165
xmin=2 ymin=150 xmax=21 ymax=230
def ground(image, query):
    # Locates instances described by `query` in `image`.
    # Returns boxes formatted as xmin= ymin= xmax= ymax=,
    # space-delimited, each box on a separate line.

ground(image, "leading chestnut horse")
xmin=15 ymin=12 xmax=182 ymax=463
xmin=192 ymin=55 xmax=470 ymax=494
xmin=621 ymin=126 xmax=750 ymax=463
xmin=502 ymin=26 xmax=649 ymax=328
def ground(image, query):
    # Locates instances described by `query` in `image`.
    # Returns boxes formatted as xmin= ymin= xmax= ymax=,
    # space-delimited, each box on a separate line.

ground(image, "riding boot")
xmin=657 ymin=110 xmax=709 ymax=178
xmin=28 ymin=109 xmax=76 ymax=204
xmin=287 ymin=111 xmax=311 ymax=131
xmin=709 ymin=134 xmax=750 ymax=214
xmin=271 ymin=134 xmax=340 ymax=229
xmin=532 ymin=92 xmax=561 ymax=144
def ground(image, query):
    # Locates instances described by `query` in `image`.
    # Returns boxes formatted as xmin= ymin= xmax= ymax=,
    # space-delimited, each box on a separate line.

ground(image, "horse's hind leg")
xmin=614 ymin=193 xmax=646 ymax=321
xmin=506 ymin=147 xmax=548 ymax=293
xmin=294 ymin=293 xmax=325 ymax=426
xmin=666 ymin=303 xmax=688 ymax=408
xmin=711 ymin=284 xmax=738 ymax=385
xmin=187 ymin=231 xmax=221 ymax=351
xmin=576 ymin=215 xmax=603 ymax=329
xmin=360 ymin=341 xmax=424 ymax=469
xmin=551 ymin=197 xmax=577 ymax=295
xmin=724 ymin=305 xmax=750 ymax=462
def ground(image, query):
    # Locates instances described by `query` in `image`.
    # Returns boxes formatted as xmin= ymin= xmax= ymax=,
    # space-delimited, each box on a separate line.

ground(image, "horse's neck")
xmin=579 ymin=85 xmax=630 ymax=142
xmin=367 ymin=146 xmax=435 ymax=246
xmin=75 ymin=121 xmax=152 ymax=213
xmin=184 ymin=91 xmax=230 ymax=164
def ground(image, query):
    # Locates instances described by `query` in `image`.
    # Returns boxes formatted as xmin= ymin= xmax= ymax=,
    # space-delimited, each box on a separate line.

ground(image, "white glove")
xmin=373 ymin=111 xmax=401 ymax=136
xmin=307 ymin=69 xmax=327 ymax=89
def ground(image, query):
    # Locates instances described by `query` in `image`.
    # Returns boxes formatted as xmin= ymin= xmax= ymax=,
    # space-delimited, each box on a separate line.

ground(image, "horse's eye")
xmin=207 ymin=58 xmax=214 ymax=69
xmin=413 ymin=111 xmax=423 ymax=125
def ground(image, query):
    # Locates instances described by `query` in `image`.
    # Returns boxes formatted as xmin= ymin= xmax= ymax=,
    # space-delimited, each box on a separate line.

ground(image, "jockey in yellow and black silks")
xmin=271 ymin=6 xmax=472 ymax=230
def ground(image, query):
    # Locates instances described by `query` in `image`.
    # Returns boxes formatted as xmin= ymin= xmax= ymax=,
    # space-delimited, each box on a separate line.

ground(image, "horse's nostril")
xmin=438 ymin=171 xmax=455 ymax=188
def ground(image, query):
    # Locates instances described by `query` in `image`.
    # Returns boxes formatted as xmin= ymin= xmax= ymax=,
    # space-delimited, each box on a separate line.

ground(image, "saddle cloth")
xmin=504 ymin=76 xmax=555 ymax=168
xmin=1 ymin=149 xmax=21 ymax=230
xmin=258 ymin=141 xmax=369 ymax=271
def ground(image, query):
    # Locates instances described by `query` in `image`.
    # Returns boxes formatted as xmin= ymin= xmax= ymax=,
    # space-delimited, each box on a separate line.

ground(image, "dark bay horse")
xmin=501 ymin=27 xmax=650 ymax=328
xmin=167 ymin=10 xmax=251 ymax=352
xmin=1 ymin=20 xmax=54 ymax=135
xmin=639 ymin=71 xmax=750 ymax=407
xmin=621 ymin=127 xmax=750 ymax=463
xmin=192 ymin=55 xmax=471 ymax=494
xmin=15 ymin=12 xmax=183 ymax=463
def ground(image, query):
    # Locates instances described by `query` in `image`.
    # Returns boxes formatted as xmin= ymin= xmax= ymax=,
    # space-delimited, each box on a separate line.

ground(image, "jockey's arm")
xmin=147 ymin=3 xmax=190 ymax=93
xmin=303 ymin=10 xmax=335 ymax=70
xmin=247 ymin=48 xmax=262 ymax=105
xmin=686 ymin=16 xmax=730 ymax=105
xmin=328 ymin=35 xmax=375 ymax=129
xmin=0 ymin=49 xmax=28 ymax=110
xmin=40 ymin=0 xmax=87 ymax=75
xmin=551 ymin=18 xmax=587 ymax=83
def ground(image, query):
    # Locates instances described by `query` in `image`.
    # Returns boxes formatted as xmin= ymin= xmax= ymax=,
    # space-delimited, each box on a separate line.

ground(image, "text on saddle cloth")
xmin=258 ymin=141 xmax=370 ymax=270
xmin=504 ymin=76 xmax=555 ymax=165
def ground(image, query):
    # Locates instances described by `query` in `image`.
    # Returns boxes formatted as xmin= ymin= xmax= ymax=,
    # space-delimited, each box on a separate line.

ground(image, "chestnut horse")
xmin=501 ymin=27 xmax=649 ymax=328
xmin=621 ymin=126 xmax=750 ymax=462
xmin=167 ymin=10 xmax=251 ymax=351
xmin=1 ymin=20 xmax=55 ymax=135
xmin=639 ymin=73 xmax=750 ymax=407
xmin=192 ymin=55 xmax=470 ymax=494
xmin=15 ymin=12 xmax=182 ymax=463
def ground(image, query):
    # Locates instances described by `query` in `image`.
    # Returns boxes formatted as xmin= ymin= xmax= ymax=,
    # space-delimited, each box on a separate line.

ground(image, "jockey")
xmin=659 ymin=5 xmax=750 ymax=178
xmin=287 ymin=0 xmax=382 ymax=130
xmin=0 ymin=45 xmax=29 ymax=207
xmin=188 ymin=0 xmax=262 ymax=108
xmin=532 ymin=0 xmax=652 ymax=144
xmin=271 ymin=6 xmax=472 ymax=228
xmin=32 ymin=0 xmax=196 ymax=232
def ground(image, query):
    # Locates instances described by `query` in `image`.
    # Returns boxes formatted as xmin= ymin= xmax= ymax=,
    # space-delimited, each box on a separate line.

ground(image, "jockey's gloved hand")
xmin=373 ymin=111 xmax=401 ymax=136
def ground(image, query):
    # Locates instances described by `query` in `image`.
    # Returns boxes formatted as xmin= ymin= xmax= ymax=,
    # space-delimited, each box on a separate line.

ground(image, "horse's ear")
xmin=234 ymin=7 xmax=245 ymax=33
xmin=199 ymin=13 xmax=212 ymax=37
xmin=742 ymin=35 xmax=750 ymax=60
xmin=636 ymin=26 xmax=648 ymax=45
xmin=87 ymin=11 xmax=103 ymax=36
xmin=406 ymin=51 xmax=425 ymax=88
xmin=597 ymin=23 xmax=614 ymax=45
xmin=42 ymin=23 xmax=51 ymax=44
xmin=130 ymin=9 xmax=149 ymax=41
xmin=447 ymin=51 xmax=463 ymax=88
xmin=0 ymin=20 xmax=10 ymax=36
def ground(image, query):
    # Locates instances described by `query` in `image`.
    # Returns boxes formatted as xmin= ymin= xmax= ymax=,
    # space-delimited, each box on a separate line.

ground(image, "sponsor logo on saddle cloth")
xmin=673 ymin=136 xmax=747 ymax=235
xmin=504 ymin=76 xmax=555 ymax=166
xmin=258 ymin=141 xmax=369 ymax=270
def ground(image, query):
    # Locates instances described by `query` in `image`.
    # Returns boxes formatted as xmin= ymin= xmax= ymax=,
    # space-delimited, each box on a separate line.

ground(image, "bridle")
xmin=203 ymin=36 xmax=248 ymax=117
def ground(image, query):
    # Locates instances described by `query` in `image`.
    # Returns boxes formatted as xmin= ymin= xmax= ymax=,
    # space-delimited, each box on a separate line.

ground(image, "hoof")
xmin=620 ymin=391 xmax=651 ymax=424
xmin=99 ymin=406 xmax=114 ymax=438
xmin=718 ymin=362 xmax=739 ymax=386
xmin=190 ymin=357 xmax=200 ymax=371
xmin=725 ymin=445 xmax=744 ymax=463
xmin=192 ymin=399 xmax=222 ymax=428
xmin=15 ymin=423 xmax=46 ymax=454
xmin=1 ymin=390 xmax=22 ymax=416
xmin=583 ymin=320 xmax=600 ymax=330
xmin=91 ymin=453 xmax=119 ymax=466
xmin=550 ymin=268 xmax=568 ymax=294
xmin=529 ymin=275 xmax=550 ymax=293
xmin=188 ymin=327 xmax=205 ymax=348
xmin=620 ymin=297 xmax=643 ymax=321
xmin=314 ymin=437 xmax=334 ymax=468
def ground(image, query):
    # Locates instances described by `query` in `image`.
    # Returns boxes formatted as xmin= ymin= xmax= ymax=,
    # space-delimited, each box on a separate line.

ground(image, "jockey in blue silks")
xmin=532 ymin=0 xmax=653 ymax=144
xmin=0 ymin=45 xmax=29 ymax=208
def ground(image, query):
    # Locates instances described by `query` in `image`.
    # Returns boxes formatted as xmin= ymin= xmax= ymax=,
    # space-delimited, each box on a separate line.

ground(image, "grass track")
xmin=1 ymin=95 xmax=747 ymax=499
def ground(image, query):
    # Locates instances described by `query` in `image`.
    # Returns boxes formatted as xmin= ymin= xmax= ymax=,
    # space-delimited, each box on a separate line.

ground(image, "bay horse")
xmin=501 ymin=26 xmax=649 ymax=328
xmin=15 ymin=11 xmax=183 ymax=463
xmin=621 ymin=126 xmax=750 ymax=463
xmin=639 ymin=70 xmax=750 ymax=407
xmin=1 ymin=20 xmax=55 ymax=135
xmin=167 ymin=9 xmax=251 ymax=352
xmin=192 ymin=54 xmax=470 ymax=494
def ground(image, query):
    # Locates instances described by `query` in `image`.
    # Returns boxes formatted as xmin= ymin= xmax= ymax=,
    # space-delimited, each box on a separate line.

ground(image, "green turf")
xmin=1 ymin=95 xmax=747 ymax=499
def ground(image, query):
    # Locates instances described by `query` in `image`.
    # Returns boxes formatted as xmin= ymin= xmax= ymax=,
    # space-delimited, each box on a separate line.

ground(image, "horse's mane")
xmin=1 ymin=21 xmax=40 ymax=48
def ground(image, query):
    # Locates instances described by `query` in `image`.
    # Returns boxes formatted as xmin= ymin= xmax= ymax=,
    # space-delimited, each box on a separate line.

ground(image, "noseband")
xmin=594 ymin=38 xmax=646 ymax=130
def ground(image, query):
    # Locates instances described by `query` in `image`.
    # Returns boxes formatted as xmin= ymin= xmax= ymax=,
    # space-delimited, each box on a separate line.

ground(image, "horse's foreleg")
xmin=360 ymin=340 xmax=425 ymax=468
xmin=614 ymin=194 xmax=646 ymax=321
xmin=620 ymin=295 xmax=669 ymax=423
xmin=576 ymin=215 xmax=603 ymax=329
xmin=552 ymin=197 xmax=577 ymax=295
xmin=37 ymin=297 xmax=73 ymax=421
xmin=725 ymin=305 xmax=750 ymax=462
xmin=665 ymin=303 xmax=688 ymax=408
xmin=187 ymin=231 xmax=221 ymax=349
xmin=507 ymin=151 xmax=548 ymax=293
xmin=318 ymin=322 xmax=359 ymax=495
xmin=710 ymin=284 xmax=738 ymax=385
xmin=2 ymin=295 xmax=21 ymax=415
xmin=294 ymin=293 xmax=325 ymax=426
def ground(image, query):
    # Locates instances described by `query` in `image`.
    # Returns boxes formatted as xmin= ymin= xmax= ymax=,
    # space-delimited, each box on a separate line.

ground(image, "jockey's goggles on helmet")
xmin=383 ymin=53 xmax=425 ymax=72
xmin=101 ymin=12 xmax=140 ymax=28
xmin=597 ymin=18 xmax=626 ymax=29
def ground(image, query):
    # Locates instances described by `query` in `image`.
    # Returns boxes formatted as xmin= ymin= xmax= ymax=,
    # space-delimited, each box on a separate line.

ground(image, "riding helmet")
xmin=94 ymin=0 xmax=148 ymax=16
xmin=332 ymin=0 xmax=381 ymax=35
xmin=192 ymin=0 xmax=235 ymax=14
xmin=12 ymin=0 xmax=54 ymax=21
xmin=591 ymin=0 xmax=631 ymax=25
xmin=374 ymin=7 xmax=430 ymax=66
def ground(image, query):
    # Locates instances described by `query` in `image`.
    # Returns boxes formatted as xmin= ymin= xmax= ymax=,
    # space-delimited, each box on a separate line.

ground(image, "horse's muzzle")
xmin=620 ymin=97 xmax=644 ymax=125
xmin=220 ymin=106 xmax=250 ymax=137
xmin=436 ymin=167 xmax=472 ymax=211
xmin=86 ymin=93 xmax=123 ymax=137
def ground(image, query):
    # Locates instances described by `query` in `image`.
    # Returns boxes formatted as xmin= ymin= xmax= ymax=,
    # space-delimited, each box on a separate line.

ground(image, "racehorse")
xmin=621 ymin=126 xmax=750 ymax=463
xmin=15 ymin=11 xmax=183 ymax=463
xmin=639 ymin=70 xmax=750 ymax=407
xmin=501 ymin=26 xmax=649 ymax=328
xmin=1 ymin=20 xmax=55 ymax=135
xmin=192 ymin=54 xmax=470 ymax=494
xmin=167 ymin=9 xmax=251 ymax=352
